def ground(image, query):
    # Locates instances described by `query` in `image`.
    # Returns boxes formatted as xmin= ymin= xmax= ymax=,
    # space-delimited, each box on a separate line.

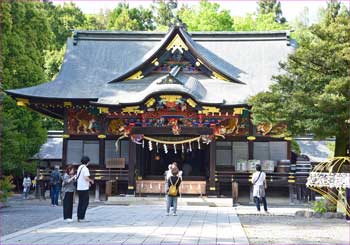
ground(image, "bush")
xmin=0 ymin=176 xmax=16 ymax=203
xmin=312 ymin=200 xmax=327 ymax=213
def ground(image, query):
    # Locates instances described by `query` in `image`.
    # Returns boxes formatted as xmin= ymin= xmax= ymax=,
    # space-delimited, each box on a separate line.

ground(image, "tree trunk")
xmin=334 ymin=134 xmax=347 ymax=157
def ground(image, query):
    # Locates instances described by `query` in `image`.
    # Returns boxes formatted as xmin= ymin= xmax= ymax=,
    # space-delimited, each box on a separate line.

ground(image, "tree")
xmin=177 ymin=0 xmax=233 ymax=31
xmin=151 ymin=0 xmax=175 ymax=30
xmin=233 ymin=12 xmax=289 ymax=31
xmin=249 ymin=1 xmax=350 ymax=156
xmin=257 ymin=0 xmax=286 ymax=23
xmin=107 ymin=3 xmax=154 ymax=31
xmin=2 ymin=1 xmax=51 ymax=176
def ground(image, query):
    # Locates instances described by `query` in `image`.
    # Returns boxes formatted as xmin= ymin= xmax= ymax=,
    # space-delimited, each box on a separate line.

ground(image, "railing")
xmin=215 ymin=170 xmax=310 ymax=186
xmin=38 ymin=169 xmax=129 ymax=181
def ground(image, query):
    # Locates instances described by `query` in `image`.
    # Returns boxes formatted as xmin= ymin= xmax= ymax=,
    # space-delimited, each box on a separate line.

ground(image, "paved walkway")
xmin=1 ymin=205 xmax=249 ymax=245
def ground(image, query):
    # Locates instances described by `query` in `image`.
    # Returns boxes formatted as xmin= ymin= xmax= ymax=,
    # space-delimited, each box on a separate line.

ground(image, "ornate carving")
xmin=67 ymin=108 xmax=100 ymax=134
xmin=166 ymin=34 xmax=189 ymax=53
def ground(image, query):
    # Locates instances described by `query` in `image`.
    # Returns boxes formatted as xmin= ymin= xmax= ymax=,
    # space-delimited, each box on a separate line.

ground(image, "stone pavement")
xmin=1 ymin=205 xmax=249 ymax=245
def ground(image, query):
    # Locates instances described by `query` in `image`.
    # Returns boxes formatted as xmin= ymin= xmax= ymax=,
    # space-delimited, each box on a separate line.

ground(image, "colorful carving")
xmin=67 ymin=108 xmax=100 ymax=134
xmin=256 ymin=122 xmax=287 ymax=137
xmin=108 ymin=119 xmax=125 ymax=135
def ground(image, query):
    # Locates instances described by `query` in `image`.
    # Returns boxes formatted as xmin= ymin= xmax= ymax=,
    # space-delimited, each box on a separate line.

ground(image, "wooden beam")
xmin=131 ymin=127 xmax=213 ymax=135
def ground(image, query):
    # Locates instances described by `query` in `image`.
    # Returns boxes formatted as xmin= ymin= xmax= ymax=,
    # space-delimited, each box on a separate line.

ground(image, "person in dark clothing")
xmin=166 ymin=167 xmax=182 ymax=216
xmin=50 ymin=166 xmax=61 ymax=206
xmin=62 ymin=165 xmax=76 ymax=222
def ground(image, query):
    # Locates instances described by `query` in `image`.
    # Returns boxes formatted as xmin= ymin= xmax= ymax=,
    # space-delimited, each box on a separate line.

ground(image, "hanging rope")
xmin=143 ymin=135 xmax=201 ymax=145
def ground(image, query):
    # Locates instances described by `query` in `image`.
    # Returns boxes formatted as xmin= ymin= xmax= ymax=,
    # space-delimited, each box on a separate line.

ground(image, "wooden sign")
xmin=106 ymin=158 xmax=125 ymax=169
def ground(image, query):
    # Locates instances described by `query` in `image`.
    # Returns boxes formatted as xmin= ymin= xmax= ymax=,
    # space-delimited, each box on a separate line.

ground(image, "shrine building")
xmin=6 ymin=21 xmax=298 ymax=198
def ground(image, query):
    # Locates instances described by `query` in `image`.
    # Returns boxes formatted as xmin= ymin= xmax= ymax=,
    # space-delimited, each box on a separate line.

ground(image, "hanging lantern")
xmin=155 ymin=154 xmax=160 ymax=161
xmin=174 ymin=144 xmax=177 ymax=154
xmin=164 ymin=144 xmax=168 ymax=154
xmin=148 ymin=141 xmax=153 ymax=151
xmin=182 ymin=144 xmax=185 ymax=153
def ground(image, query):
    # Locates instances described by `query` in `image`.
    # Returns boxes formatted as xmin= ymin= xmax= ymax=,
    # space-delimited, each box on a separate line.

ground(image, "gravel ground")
xmin=238 ymin=207 xmax=350 ymax=244
xmin=1 ymin=194 xmax=101 ymax=236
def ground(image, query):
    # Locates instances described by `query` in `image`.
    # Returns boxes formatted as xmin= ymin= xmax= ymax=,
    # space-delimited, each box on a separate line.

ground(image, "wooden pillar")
xmin=248 ymin=109 xmax=254 ymax=160
xmin=128 ymin=140 xmax=136 ymax=195
xmin=62 ymin=138 xmax=68 ymax=166
xmin=94 ymin=182 xmax=100 ymax=202
xmin=99 ymin=139 xmax=105 ymax=168
xmin=287 ymin=140 xmax=292 ymax=160
xmin=62 ymin=108 xmax=68 ymax=167
xmin=208 ymin=139 xmax=217 ymax=196
xmin=248 ymin=141 xmax=254 ymax=160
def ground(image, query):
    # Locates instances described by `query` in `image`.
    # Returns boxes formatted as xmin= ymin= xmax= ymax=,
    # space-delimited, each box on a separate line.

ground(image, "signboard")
xmin=106 ymin=158 xmax=125 ymax=169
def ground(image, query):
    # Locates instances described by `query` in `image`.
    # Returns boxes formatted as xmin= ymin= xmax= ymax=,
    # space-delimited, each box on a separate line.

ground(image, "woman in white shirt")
xmin=251 ymin=164 xmax=268 ymax=212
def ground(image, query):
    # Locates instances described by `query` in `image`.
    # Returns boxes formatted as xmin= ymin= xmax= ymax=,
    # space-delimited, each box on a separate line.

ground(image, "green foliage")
xmin=2 ymin=1 xmax=50 ymax=176
xmin=151 ymin=0 xmax=174 ymax=29
xmin=233 ymin=12 xmax=289 ymax=31
xmin=312 ymin=199 xmax=327 ymax=213
xmin=178 ymin=0 xmax=233 ymax=31
xmin=0 ymin=176 xmax=16 ymax=203
xmin=257 ymin=0 xmax=286 ymax=23
xmin=44 ymin=2 xmax=86 ymax=49
xmin=291 ymin=139 xmax=301 ymax=155
xmin=249 ymin=1 xmax=350 ymax=156
xmin=107 ymin=3 xmax=154 ymax=31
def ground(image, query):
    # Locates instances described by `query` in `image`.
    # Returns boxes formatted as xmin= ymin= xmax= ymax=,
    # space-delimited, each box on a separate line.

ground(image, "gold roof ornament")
xmin=16 ymin=98 xmax=29 ymax=107
xmin=126 ymin=71 xmax=144 ymax=80
xmin=211 ymin=71 xmax=229 ymax=82
xmin=160 ymin=95 xmax=182 ymax=103
xmin=122 ymin=106 xmax=144 ymax=114
xmin=166 ymin=34 xmax=189 ymax=54
xmin=145 ymin=98 xmax=156 ymax=107
xmin=186 ymin=98 xmax=197 ymax=108
xmin=98 ymin=107 xmax=109 ymax=113
xmin=201 ymin=106 xmax=220 ymax=115
xmin=233 ymin=107 xmax=244 ymax=115
xmin=64 ymin=101 xmax=72 ymax=107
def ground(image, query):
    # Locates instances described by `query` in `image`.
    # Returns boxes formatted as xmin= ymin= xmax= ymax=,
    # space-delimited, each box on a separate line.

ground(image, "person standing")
xmin=76 ymin=156 xmax=94 ymax=222
xmin=252 ymin=164 xmax=268 ymax=213
xmin=50 ymin=165 xmax=61 ymax=207
xmin=22 ymin=174 xmax=31 ymax=200
xmin=166 ymin=167 xmax=182 ymax=216
xmin=62 ymin=165 xmax=76 ymax=222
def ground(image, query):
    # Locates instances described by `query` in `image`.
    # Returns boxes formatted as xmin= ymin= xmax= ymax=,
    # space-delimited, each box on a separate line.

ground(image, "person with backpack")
xmin=166 ymin=167 xmax=182 ymax=216
xmin=76 ymin=156 xmax=94 ymax=222
xmin=251 ymin=164 xmax=268 ymax=213
xmin=22 ymin=174 xmax=31 ymax=200
xmin=50 ymin=166 xmax=61 ymax=207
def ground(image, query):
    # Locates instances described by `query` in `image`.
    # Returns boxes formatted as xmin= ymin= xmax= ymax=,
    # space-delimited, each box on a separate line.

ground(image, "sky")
xmin=52 ymin=0 xmax=350 ymax=24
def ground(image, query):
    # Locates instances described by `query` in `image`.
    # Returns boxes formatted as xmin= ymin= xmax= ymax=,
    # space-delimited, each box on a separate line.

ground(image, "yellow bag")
xmin=168 ymin=177 xmax=179 ymax=197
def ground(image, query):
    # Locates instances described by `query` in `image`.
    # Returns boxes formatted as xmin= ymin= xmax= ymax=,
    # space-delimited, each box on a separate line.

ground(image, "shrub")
xmin=312 ymin=200 xmax=327 ymax=214
xmin=0 ymin=176 xmax=16 ymax=203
